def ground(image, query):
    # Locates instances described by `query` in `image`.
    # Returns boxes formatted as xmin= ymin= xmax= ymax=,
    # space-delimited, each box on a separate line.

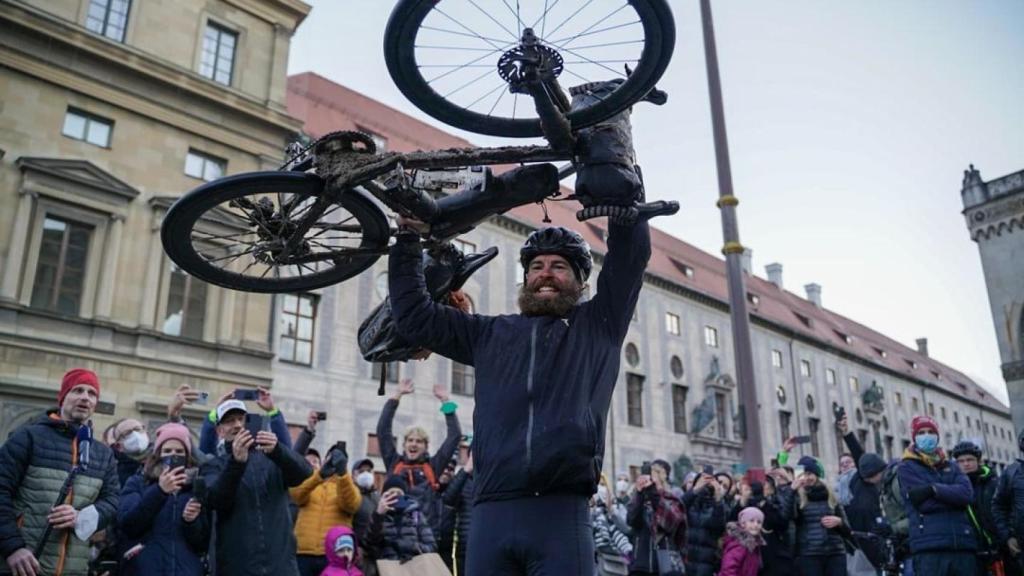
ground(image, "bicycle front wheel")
xmin=161 ymin=172 xmax=390 ymax=293
xmin=384 ymin=0 xmax=675 ymax=138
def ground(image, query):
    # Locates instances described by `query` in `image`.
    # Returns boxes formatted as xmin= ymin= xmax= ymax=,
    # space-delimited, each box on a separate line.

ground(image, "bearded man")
xmin=388 ymin=198 xmax=651 ymax=574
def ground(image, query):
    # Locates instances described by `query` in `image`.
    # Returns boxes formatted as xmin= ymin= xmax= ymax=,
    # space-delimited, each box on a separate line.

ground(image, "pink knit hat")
xmin=738 ymin=506 xmax=764 ymax=525
xmin=154 ymin=423 xmax=192 ymax=458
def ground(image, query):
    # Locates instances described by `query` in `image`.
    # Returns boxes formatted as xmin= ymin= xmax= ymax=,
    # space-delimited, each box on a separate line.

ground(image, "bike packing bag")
xmin=358 ymin=243 xmax=498 ymax=362
xmin=570 ymin=79 xmax=644 ymax=208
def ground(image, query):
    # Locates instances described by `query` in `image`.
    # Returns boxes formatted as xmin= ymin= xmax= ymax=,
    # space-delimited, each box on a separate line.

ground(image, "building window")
xmin=704 ymin=326 xmax=719 ymax=348
xmin=200 ymin=22 xmax=237 ymax=85
xmin=940 ymin=406 xmax=947 ymax=420
xmin=62 ymin=108 xmax=113 ymax=148
xmin=776 ymin=385 xmax=787 ymax=405
xmin=452 ymin=362 xmax=475 ymax=396
xmin=371 ymin=361 xmax=400 ymax=383
xmin=965 ymin=415 xmax=971 ymax=429
xmin=665 ymin=312 xmax=680 ymax=335
xmin=771 ymin=349 xmax=783 ymax=369
xmin=31 ymin=216 xmax=92 ymax=315
xmin=985 ymin=422 xmax=990 ymax=434
xmin=453 ymin=238 xmax=476 ymax=254
xmin=185 ymin=149 xmax=226 ymax=181
xmin=279 ymin=293 xmax=317 ymax=365
xmin=626 ymin=373 xmax=644 ymax=427
xmin=826 ymin=368 xmax=836 ymax=386
xmin=671 ymin=385 xmax=687 ymax=434
xmin=808 ymin=418 xmax=820 ymax=457
xmin=895 ymin=392 xmax=903 ymax=406
xmin=849 ymin=376 xmax=860 ymax=394
xmin=857 ymin=429 xmax=869 ymax=449
xmin=928 ymin=402 xmax=935 ymax=417
xmin=85 ymin=0 xmax=131 ymax=42
xmin=715 ymin=392 xmax=728 ymax=439
xmin=162 ymin=263 xmax=208 ymax=339
xmin=670 ymin=355 xmax=684 ymax=379
xmin=747 ymin=293 xmax=760 ymax=306
xmin=800 ymin=359 xmax=811 ymax=378
xmin=779 ymin=411 xmax=791 ymax=444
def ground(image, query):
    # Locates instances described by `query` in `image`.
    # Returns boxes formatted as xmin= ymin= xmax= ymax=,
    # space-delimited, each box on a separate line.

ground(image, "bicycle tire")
xmin=384 ymin=0 xmax=675 ymax=138
xmin=161 ymin=171 xmax=390 ymax=294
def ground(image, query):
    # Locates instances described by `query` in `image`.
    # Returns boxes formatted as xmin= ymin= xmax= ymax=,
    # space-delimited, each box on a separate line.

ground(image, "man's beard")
xmin=517 ymin=281 xmax=583 ymax=317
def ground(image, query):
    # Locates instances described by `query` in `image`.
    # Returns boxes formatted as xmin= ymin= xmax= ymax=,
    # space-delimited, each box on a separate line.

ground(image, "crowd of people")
xmin=2 ymin=367 xmax=1024 ymax=576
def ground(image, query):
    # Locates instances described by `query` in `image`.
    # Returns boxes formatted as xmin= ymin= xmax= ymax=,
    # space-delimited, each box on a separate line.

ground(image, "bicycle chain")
xmin=278 ymin=130 xmax=377 ymax=170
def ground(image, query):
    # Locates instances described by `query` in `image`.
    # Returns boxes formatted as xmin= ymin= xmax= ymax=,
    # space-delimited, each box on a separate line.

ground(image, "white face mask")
xmin=356 ymin=471 xmax=375 ymax=489
xmin=596 ymin=485 xmax=609 ymax=502
xmin=616 ymin=480 xmax=629 ymax=495
xmin=122 ymin=431 xmax=149 ymax=455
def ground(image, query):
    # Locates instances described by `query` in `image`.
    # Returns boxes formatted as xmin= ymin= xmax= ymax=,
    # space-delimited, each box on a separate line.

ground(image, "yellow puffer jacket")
xmin=290 ymin=470 xmax=362 ymax=555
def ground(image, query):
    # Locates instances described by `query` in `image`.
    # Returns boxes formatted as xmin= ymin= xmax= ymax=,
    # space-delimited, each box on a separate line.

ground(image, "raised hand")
xmin=158 ymin=466 xmax=188 ymax=494
xmin=376 ymin=491 xmax=400 ymax=515
xmin=306 ymin=410 xmax=319 ymax=432
xmin=256 ymin=386 xmax=275 ymax=412
xmin=433 ymin=383 xmax=450 ymax=403
xmin=232 ymin=430 xmax=254 ymax=462
xmin=393 ymin=378 xmax=415 ymax=401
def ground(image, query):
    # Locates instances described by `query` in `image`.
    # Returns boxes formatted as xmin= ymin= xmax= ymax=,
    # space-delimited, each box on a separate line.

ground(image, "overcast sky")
xmin=288 ymin=1 xmax=1024 ymax=404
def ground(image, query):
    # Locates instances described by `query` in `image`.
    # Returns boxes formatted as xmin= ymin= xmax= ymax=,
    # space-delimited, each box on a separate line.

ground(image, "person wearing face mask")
xmin=367 ymin=475 xmax=437 ymax=565
xmin=290 ymin=441 xmax=363 ymax=576
xmin=629 ymin=460 xmax=687 ymax=576
xmin=350 ymin=459 xmax=380 ymax=576
xmin=682 ymin=468 xmax=727 ymax=576
xmin=111 ymin=418 xmax=151 ymax=486
xmin=0 ymin=368 xmax=120 ymax=576
xmin=117 ymin=423 xmax=209 ymax=576
xmin=897 ymin=415 xmax=977 ymax=575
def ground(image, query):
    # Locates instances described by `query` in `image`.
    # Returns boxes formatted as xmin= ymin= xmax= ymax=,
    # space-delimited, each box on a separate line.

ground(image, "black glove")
xmin=320 ymin=455 xmax=337 ymax=478
xmin=320 ymin=447 xmax=348 ymax=478
xmin=908 ymin=485 xmax=934 ymax=507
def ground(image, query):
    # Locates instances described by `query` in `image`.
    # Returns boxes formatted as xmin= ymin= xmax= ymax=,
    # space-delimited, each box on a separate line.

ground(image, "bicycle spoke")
xmin=307 ymin=214 xmax=357 ymax=240
xmin=513 ymin=93 xmax=518 ymax=119
xmin=240 ymin=258 xmax=259 ymax=276
xmin=416 ymin=45 xmax=501 ymax=52
xmin=563 ymin=59 xmax=639 ymax=64
xmin=202 ymin=246 xmax=257 ymax=264
xmin=546 ymin=43 xmax=625 ymax=77
xmin=425 ymin=45 xmax=512 ymax=84
xmin=442 ymin=67 xmax=496 ymax=99
xmin=533 ymin=0 xmax=559 ymax=35
xmin=561 ymin=66 xmax=593 ymax=85
xmin=500 ymin=0 xmax=525 ymax=37
xmin=465 ymin=81 xmax=509 ymax=110
xmin=432 ymin=6 xmax=508 ymax=49
xmin=465 ymin=0 xmax=519 ymax=42
xmin=547 ymin=20 xmax=640 ymax=46
xmin=420 ymin=25 xmax=507 ymax=44
xmin=564 ymin=39 xmax=645 ymax=51
xmin=547 ymin=3 xmax=630 ymax=49
xmin=487 ymin=86 xmax=509 ymax=116
xmin=543 ymin=0 xmax=595 ymax=40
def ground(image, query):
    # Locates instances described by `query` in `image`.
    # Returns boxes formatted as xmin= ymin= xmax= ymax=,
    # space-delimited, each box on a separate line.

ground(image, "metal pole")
xmin=699 ymin=0 xmax=764 ymax=468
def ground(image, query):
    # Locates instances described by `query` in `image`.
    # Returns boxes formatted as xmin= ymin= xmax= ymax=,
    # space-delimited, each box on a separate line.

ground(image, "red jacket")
xmin=718 ymin=522 xmax=763 ymax=576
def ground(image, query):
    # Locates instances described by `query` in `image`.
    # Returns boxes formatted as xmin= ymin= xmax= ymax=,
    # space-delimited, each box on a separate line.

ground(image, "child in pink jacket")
xmin=719 ymin=506 xmax=766 ymax=576
xmin=321 ymin=526 xmax=364 ymax=576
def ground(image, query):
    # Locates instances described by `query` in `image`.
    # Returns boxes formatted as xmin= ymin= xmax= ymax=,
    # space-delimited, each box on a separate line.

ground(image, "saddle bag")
xmin=570 ymin=79 xmax=644 ymax=208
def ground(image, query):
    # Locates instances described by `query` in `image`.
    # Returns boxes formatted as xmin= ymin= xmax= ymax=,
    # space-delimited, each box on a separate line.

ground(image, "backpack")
xmin=879 ymin=462 xmax=907 ymax=538
xmin=392 ymin=460 xmax=439 ymax=492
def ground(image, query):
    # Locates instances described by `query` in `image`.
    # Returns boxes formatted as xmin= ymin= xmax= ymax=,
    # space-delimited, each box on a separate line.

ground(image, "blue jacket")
xmin=897 ymin=449 xmax=976 ymax=553
xmin=117 ymin=474 xmax=209 ymax=576
xmin=388 ymin=221 xmax=650 ymax=502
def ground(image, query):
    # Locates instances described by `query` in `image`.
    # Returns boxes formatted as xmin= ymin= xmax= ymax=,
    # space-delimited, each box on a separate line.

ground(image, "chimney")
xmin=766 ymin=263 xmax=783 ymax=289
xmin=916 ymin=338 xmax=929 ymax=357
xmin=804 ymin=283 xmax=822 ymax=307
xmin=741 ymin=248 xmax=752 ymax=275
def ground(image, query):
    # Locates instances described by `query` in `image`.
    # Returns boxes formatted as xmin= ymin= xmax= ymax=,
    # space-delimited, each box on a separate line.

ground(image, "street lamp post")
xmin=699 ymin=0 xmax=764 ymax=468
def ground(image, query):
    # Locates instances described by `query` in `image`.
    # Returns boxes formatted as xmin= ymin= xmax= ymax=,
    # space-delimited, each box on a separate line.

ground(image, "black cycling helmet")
xmin=520 ymin=226 xmax=593 ymax=282
xmin=951 ymin=440 xmax=983 ymax=460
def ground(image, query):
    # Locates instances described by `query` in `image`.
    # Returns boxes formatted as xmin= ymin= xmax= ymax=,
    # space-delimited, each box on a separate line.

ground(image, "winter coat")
xmin=117 ymin=473 xmax=209 ymax=576
xmin=785 ymin=482 xmax=850 ymax=557
xmin=682 ymin=489 xmax=727 ymax=576
xmin=322 ymin=525 xmax=364 ymax=576
xmin=198 ymin=408 xmax=293 ymax=455
xmin=718 ymin=522 xmax=764 ymax=576
xmin=0 ymin=412 xmax=119 ymax=576
xmin=388 ymin=222 xmax=650 ymax=504
xmin=115 ymin=450 xmax=145 ymax=487
xmin=441 ymin=469 xmax=475 ymax=554
xmin=591 ymin=500 xmax=632 ymax=557
xmin=966 ymin=466 xmax=999 ymax=554
xmin=758 ymin=489 xmax=795 ymax=575
xmin=353 ymin=487 xmax=379 ymax=547
xmin=291 ymin=470 xmax=363 ymax=556
xmin=897 ymin=448 xmax=977 ymax=554
xmin=627 ymin=486 xmax=687 ymax=574
xmin=993 ymin=460 xmax=1024 ymax=546
xmin=367 ymin=498 xmax=436 ymax=561
xmin=202 ymin=441 xmax=313 ymax=576
xmin=376 ymin=398 xmax=460 ymax=531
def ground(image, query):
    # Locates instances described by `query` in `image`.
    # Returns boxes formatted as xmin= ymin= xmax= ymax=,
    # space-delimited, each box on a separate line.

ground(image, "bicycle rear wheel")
xmin=161 ymin=172 xmax=390 ymax=293
xmin=384 ymin=0 xmax=675 ymax=138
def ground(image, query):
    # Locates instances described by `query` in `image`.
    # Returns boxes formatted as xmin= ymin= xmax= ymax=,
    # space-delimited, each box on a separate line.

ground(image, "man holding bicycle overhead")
xmin=390 ymin=189 xmax=651 ymax=574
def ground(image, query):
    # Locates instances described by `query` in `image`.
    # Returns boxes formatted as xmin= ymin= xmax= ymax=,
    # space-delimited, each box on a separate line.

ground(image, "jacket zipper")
xmin=526 ymin=322 xmax=538 ymax=478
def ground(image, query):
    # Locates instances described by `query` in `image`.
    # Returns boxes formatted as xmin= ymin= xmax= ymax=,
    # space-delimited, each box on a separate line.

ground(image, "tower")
xmin=962 ymin=164 xmax=1024 ymax=432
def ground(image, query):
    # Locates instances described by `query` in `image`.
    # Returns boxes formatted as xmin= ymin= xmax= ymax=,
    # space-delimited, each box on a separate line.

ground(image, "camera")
xmin=162 ymin=454 xmax=187 ymax=470
xmin=641 ymin=461 xmax=652 ymax=476
xmin=234 ymin=388 xmax=260 ymax=402
xmin=316 ymin=411 xmax=328 ymax=421
xmin=833 ymin=403 xmax=846 ymax=421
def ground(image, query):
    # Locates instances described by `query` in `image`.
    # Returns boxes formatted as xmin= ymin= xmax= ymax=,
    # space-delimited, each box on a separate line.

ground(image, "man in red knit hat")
xmin=0 ymin=368 xmax=119 ymax=576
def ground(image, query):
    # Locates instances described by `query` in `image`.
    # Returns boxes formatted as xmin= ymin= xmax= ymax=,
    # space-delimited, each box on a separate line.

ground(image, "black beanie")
xmin=382 ymin=475 xmax=408 ymax=494
xmin=798 ymin=455 xmax=823 ymax=477
xmin=858 ymin=453 xmax=887 ymax=479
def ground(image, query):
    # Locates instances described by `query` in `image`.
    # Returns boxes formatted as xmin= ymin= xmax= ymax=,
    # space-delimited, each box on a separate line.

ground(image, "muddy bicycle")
xmin=161 ymin=0 xmax=678 ymax=294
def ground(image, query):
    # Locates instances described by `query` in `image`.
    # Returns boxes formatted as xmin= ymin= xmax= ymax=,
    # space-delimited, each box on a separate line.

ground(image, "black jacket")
xmin=442 ymin=469 xmax=475 ymax=554
xmin=682 ymin=489 xmax=727 ymax=576
xmin=758 ymin=489 xmax=795 ymax=576
xmin=202 ymin=442 xmax=312 ymax=576
xmin=993 ymin=461 xmax=1024 ymax=546
xmin=627 ymin=487 xmax=686 ymax=574
xmin=117 ymin=474 xmax=209 ymax=576
xmin=388 ymin=222 xmax=650 ymax=503
xmin=367 ymin=499 xmax=436 ymax=561
xmin=784 ymin=482 xmax=851 ymax=557
xmin=968 ymin=466 xmax=999 ymax=554
xmin=353 ymin=486 xmax=380 ymax=549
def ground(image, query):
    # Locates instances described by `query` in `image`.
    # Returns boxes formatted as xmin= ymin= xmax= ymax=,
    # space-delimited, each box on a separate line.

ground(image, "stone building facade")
xmin=963 ymin=164 xmax=1024 ymax=437
xmin=0 ymin=0 xmax=309 ymax=438
xmin=279 ymin=73 xmax=1015 ymax=479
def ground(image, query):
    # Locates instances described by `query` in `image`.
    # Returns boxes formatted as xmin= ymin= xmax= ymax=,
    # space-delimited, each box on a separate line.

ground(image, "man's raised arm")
xmin=585 ymin=219 xmax=651 ymax=340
